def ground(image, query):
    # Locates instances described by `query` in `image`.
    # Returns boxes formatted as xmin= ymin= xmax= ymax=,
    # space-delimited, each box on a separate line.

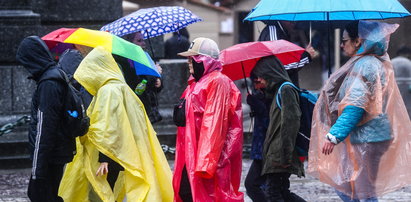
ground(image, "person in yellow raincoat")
xmin=58 ymin=46 xmax=173 ymax=202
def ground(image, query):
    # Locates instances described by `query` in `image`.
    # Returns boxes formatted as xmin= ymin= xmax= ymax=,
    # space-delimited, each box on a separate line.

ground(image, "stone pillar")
xmin=0 ymin=1 xmax=40 ymax=132
xmin=0 ymin=0 xmax=122 ymax=168
xmin=1 ymin=0 xmax=122 ymax=124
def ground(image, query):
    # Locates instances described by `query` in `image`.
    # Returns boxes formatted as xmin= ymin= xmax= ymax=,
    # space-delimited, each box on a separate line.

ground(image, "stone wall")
xmin=0 ymin=0 xmax=121 ymax=118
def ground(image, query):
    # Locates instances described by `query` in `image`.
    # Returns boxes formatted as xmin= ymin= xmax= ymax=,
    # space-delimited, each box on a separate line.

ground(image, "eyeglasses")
xmin=341 ymin=38 xmax=350 ymax=45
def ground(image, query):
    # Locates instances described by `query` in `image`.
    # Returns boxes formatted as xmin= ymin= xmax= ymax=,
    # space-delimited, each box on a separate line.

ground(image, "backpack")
xmin=58 ymin=69 xmax=90 ymax=138
xmin=38 ymin=69 xmax=90 ymax=138
xmin=276 ymin=81 xmax=318 ymax=157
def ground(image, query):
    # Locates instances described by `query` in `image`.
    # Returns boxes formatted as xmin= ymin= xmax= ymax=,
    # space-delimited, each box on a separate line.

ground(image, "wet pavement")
xmin=1 ymin=159 xmax=411 ymax=202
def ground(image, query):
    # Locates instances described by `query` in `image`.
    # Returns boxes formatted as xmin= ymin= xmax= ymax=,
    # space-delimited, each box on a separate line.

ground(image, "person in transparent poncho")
xmin=307 ymin=20 xmax=411 ymax=201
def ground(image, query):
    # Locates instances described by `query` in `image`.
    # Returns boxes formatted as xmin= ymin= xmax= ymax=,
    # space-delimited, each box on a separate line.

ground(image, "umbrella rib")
xmin=378 ymin=11 xmax=384 ymax=19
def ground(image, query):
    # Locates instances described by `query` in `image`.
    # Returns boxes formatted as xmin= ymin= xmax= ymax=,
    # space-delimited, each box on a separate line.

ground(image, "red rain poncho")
xmin=308 ymin=21 xmax=411 ymax=199
xmin=173 ymin=55 xmax=244 ymax=202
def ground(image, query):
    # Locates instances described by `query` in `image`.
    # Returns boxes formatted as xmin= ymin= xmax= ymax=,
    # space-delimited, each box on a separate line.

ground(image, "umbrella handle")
xmin=309 ymin=22 xmax=312 ymax=45
xmin=241 ymin=62 xmax=250 ymax=95
xmin=146 ymin=32 xmax=156 ymax=59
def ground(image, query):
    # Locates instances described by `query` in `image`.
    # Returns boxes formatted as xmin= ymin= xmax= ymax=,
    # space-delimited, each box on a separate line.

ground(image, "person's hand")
xmin=155 ymin=78 xmax=162 ymax=88
xmin=96 ymin=162 xmax=109 ymax=176
xmin=305 ymin=43 xmax=319 ymax=59
xmin=156 ymin=64 xmax=162 ymax=75
xmin=322 ymin=140 xmax=336 ymax=155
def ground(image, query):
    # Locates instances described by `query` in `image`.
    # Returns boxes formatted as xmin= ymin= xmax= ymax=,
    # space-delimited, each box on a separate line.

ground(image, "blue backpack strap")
xmin=276 ymin=81 xmax=299 ymax=110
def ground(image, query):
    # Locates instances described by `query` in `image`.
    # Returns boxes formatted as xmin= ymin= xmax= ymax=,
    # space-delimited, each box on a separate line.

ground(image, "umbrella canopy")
xmin=245 ymin=0 xmax=410 ymax=21
xmin=100 ymin=6 xmax=202 ymax=38
xmin=42 ymin=28 xmax=160 ymax=77
xmin=220 ymin=40 xmax=306 ymax=81
xmin=244 ymin=0 xmax=410 ymax=77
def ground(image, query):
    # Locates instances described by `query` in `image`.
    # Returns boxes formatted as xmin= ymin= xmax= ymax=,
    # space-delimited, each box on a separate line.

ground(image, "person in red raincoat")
xmin=173 ymin=37 xmax=244 ymax=202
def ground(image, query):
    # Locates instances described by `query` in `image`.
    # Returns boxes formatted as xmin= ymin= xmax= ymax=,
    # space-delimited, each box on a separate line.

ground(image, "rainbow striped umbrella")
xmin=42 ymin=28 xmax=160 ymax=77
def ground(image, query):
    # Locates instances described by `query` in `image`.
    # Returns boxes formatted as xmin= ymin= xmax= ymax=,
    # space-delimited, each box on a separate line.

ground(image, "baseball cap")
xmin=178 ymin=37 xmax=220 ymax=58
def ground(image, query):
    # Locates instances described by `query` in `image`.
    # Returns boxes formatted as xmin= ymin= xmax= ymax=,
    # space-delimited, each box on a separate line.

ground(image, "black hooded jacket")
xmin=16 ymin=36 xmax=76 ymax=180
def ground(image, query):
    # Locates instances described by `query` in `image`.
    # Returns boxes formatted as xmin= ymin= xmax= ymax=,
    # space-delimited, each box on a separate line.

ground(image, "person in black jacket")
xmin=164 ymin=28 xmax=191 ymax=59
xmin=258 ymin=21 xmax=317 ymax=87
xmin=16 ymin=36 xmax=76 ymax=202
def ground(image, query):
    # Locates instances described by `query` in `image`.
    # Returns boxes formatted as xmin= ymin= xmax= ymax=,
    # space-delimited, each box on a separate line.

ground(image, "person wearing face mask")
xmin=172 ymin=37 xmax=244 ymax=202
xmin=308 ymin=21 xmax=411 ymax=201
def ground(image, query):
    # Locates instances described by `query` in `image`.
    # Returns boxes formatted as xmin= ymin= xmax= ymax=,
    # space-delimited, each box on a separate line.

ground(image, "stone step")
xmin=0 ymin=155 xmax=31 ymax=169
xmin=0 ymin=140 xmax=29 ymax=157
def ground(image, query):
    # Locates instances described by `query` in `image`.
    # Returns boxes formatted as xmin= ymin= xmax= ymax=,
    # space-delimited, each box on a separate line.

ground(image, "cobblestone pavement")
xmin=1 ymin=159 xmax=411 ymax=202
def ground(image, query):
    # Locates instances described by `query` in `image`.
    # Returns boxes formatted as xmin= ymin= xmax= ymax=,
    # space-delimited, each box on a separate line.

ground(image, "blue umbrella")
xmin=132 ymin=52 xmax=161 ymax=78
xmin=101 ymin=6 xmax=202 ymax=38
xmin=244 ymin=0 xmax=410 ymax=76
xmin=245 ymin=0 xmax=410 ymax=21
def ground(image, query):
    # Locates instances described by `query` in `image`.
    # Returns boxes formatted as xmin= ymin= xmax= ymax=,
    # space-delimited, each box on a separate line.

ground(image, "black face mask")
xmin=192 ymin=60 xmax=205 ymax=81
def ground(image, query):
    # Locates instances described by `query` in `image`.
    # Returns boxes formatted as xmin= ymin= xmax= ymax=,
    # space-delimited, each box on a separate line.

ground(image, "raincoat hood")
xmin=16 ymin=36 xmax=56 ymax=81
xmin=357 ymin=21 xmax=399 ymax=56
xmin=308 ymin=21 xmax=411 ymax=199
xmin=251 ymin=55 xmax=290 ymax=92
xmin=189 ymin=54 xmax=222 ymax=82
xmin=74 ymin=46 xmax=125 ymax=96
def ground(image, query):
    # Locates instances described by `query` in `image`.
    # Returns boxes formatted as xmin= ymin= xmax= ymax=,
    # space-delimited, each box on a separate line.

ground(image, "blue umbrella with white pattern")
xmin=101 ymin=6 xmax=202 ymax=39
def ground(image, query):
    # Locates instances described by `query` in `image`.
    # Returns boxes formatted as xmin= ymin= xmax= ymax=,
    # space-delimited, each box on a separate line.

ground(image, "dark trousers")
xmin=107 ymin=168 xmax=121 ymax=191
xmin=265 ymin=173 xmax=306 ymax=202
xmin=28 ymin=163 xmax=65 ymax=202
xmin=179 ymin=166 xmax=193 ymax=202
xmin=99 ymin=152 xmax=124 ymax=191
xmin=245 ymin=160 xmax=267 ymax=202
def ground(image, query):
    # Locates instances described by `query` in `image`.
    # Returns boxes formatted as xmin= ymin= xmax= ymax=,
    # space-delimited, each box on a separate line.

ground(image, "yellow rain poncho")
xmin=58 ymin=46 xmax=173 ymax=202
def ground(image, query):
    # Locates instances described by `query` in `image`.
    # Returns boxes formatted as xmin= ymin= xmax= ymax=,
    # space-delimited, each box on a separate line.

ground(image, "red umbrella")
xmin=220 ymin=40 xmax=306 ymax=81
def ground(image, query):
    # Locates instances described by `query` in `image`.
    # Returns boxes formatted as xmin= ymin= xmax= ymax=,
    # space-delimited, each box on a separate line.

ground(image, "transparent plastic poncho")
xmin=308 ymin=21 xmax=411 ymax=199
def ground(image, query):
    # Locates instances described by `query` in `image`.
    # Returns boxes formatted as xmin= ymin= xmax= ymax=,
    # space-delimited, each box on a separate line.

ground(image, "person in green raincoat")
xmin=58 ymin=46 xmax=173 ymax=202
xmin=250 ymin=55 xmax=305 ymax=202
